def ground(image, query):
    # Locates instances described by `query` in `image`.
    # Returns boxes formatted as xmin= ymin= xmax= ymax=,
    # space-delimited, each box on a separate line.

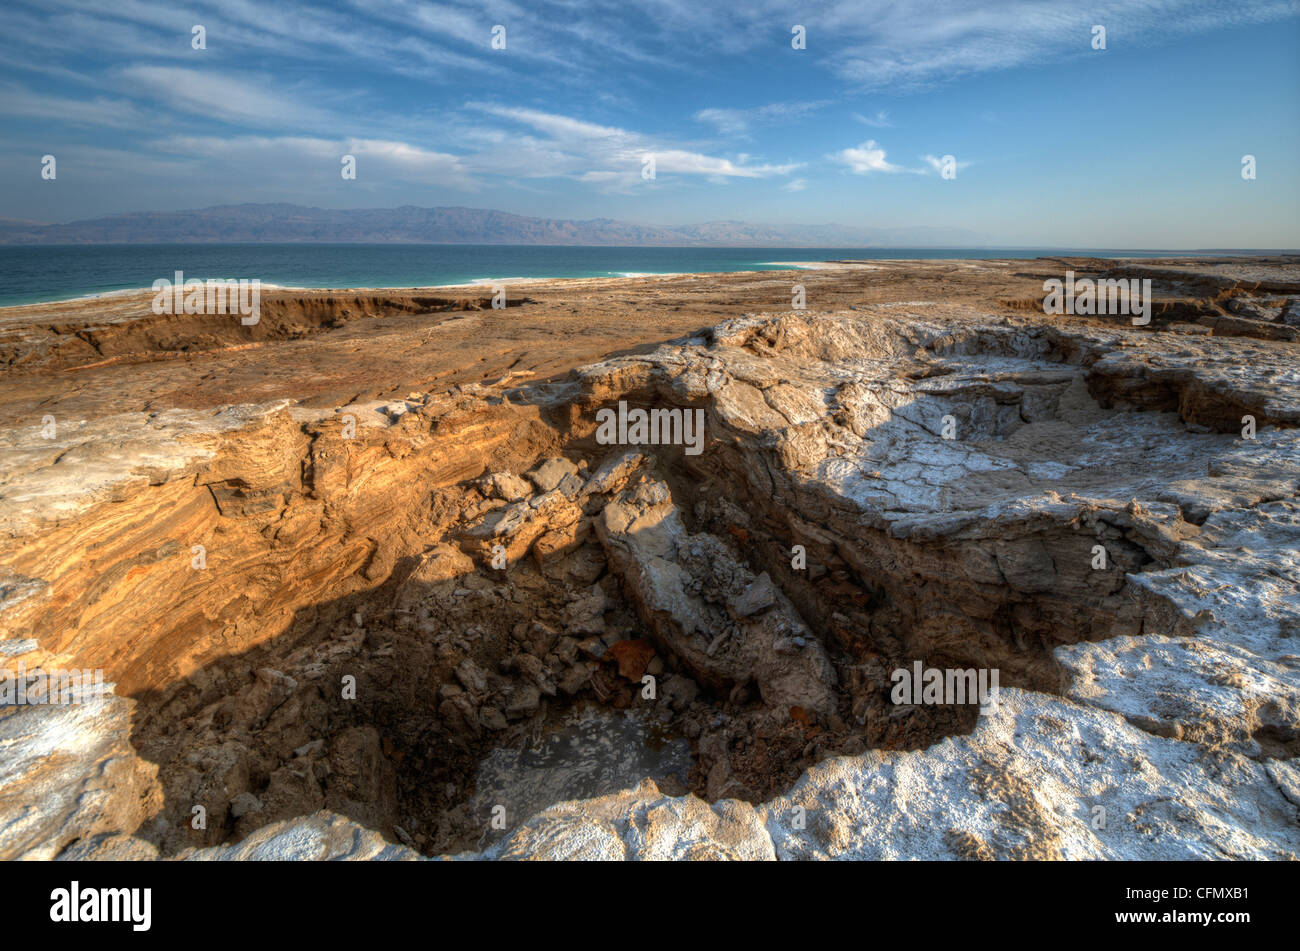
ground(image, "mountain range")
xmin=0 ymin=204 xmax=988 ymax=247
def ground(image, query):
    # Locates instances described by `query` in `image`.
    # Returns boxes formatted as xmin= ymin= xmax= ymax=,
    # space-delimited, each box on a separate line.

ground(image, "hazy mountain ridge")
xmin=0 ymin=203 xmax=988 ymax=247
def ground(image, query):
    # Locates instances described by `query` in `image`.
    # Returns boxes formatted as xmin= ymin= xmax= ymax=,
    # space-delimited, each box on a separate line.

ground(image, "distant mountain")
xmin=0 ymin=204 xmax=988 ymax=247
xmin=677 ymin=219 xmax=988 ymax=247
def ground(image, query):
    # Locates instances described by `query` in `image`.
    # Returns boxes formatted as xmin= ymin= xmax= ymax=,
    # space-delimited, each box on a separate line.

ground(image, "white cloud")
xmin=834 ymin=140 xmax=905 ymax=174
xmin=654 ymin=149 xmax=797 ymax=178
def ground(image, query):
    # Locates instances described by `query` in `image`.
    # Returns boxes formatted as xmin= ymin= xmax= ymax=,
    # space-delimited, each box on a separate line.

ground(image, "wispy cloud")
xmin=0 ymin=84 xmax=149 ymax=128
xmin=117 ymin=102 xmax=804 ymax=194
xmin=821 ymin=0 xmax=1300 ymax=89
xmin=149 ymin=134 xmax=476 ymax=188
xmin=9 ymin=0 xmax=1297 ymax=97
xmin=854 ymin=110 xmax=892 ymax=128
xmin=118 ymin=66 xmax=341 ymax=129
xmin=472 ymin=104 xmax=800 ymax=186
xmin=694 ymin=101 xmax=830 ymax=136
xmin=922 ymin=153 xmax=973 ymax=175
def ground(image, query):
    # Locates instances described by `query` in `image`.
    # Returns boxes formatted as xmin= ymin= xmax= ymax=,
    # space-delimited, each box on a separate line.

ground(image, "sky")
xmin=1 ymin=0 xmax=1298 ymax=247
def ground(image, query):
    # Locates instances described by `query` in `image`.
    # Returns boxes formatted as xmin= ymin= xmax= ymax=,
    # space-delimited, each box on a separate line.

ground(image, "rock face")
xmin=1 ymin=260 xmax=1297 ymax=861
xmin=0 ymin=683 xmax=159 ymax=860
xmin=596 ymin=479 xmax=838 ymax=718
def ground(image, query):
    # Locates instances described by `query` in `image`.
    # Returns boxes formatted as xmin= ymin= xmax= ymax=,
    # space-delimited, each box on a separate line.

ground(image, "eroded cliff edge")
xmin=2 ymin=267 xmax=1297 ymax=860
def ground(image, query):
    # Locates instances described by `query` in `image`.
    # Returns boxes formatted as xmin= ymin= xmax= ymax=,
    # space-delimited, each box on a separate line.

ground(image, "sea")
xmin=0 ymin=243 xmax=1276 ymax=308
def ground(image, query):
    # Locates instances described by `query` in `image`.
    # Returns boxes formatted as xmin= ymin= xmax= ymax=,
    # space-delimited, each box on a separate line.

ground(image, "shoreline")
xmin=0 ymin=268 xmax=770 ymax=312
xmin=0 ymin=270 xmax=713 ymax=311
xmin=4 ymin=249 xmax=1297 ymax=311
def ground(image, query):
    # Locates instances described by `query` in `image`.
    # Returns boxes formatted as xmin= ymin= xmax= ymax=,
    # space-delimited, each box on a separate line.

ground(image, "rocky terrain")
xmin=1 ymin=257 xmax=1297 ymax=860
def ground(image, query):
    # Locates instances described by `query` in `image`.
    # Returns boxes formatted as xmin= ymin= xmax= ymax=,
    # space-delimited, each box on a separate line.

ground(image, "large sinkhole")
xmin=125 ymin=332 xmax=1217 ymax=858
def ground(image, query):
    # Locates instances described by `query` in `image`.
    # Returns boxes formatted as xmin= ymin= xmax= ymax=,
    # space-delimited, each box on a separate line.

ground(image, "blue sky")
xmin=1 ymin=0 xmax=1298 ymax=246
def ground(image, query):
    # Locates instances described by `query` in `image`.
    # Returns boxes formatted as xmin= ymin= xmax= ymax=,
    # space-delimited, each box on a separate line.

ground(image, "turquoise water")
xmin=0 ymin=243 xmax=1271 ymax=308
